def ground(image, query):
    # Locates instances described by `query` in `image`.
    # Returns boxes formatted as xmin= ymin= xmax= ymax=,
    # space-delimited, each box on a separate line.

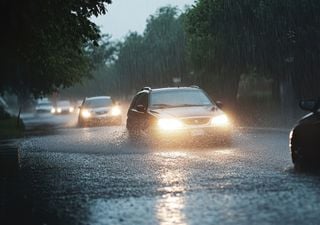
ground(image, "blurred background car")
xmin=35 ymin=98 xmax=53 ymax=114
xmin=126 ymin=86 xmax=233 ymax=145
xmin=290 ymin=99 xmax=320 ymax=168
xmin=52 ymin=100 xmax=74 ymax=114
xmin=78 ymin=96 xmax=122 ymax=127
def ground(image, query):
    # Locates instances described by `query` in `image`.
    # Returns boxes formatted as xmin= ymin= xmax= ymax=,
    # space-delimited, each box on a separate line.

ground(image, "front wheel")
xmin=114 ymin=117 xmax=122 ymax=126
xmin=291 ymin=137 xmax=306 ymax=170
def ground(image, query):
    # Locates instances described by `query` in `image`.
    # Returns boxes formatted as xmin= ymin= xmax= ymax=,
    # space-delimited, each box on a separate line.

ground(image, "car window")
xmin=84 ymin=98 xmax=112 ymax=108
xmin=57 ymin=101 xmax=71 ymax=107
xmin=150 ymin=89 xmax=213 ymax=108
xmin=37 ymin=103 xmax=52 ymax=107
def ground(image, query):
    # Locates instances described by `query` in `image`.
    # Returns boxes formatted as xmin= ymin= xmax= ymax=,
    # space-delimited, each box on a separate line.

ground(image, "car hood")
xmin=88 ymin=106 xmax=111 ymax=113
xmin=57 ymin=105 xmax=71 ymax=109
xmin=299 ymin=112 xmax=320 ymax=124
xmin=149 ymin=106 xmax=224 ymax=118
xmin=36 ymin=105 xmax=52 ymax=110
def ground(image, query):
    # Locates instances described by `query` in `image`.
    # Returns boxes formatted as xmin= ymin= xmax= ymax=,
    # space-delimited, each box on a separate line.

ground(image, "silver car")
xmin=52 ymin=100 xmax=74 ymax=114
xmin=78 ymin=96 xmax=122 ymax=127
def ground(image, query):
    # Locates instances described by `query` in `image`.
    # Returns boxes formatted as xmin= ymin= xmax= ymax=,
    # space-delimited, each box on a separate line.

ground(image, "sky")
xmin=91 ymin=0 xmax=195 ymax=40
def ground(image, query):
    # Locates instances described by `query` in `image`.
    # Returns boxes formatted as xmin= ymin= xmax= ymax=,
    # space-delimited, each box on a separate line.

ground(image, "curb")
xmin=0 ymin=141 xmax=19 ymax=177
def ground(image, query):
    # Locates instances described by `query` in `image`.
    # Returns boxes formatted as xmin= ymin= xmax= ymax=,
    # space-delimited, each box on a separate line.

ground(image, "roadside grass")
xmin=0 ymin=117 xmax=24 ymax=139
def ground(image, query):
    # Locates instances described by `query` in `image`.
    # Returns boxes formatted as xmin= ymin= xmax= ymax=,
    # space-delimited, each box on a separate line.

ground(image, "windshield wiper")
xmin=151 ymin=104 xmax=174 ymax=108
xmin=174 ymin=104 xmax=205 ymax=107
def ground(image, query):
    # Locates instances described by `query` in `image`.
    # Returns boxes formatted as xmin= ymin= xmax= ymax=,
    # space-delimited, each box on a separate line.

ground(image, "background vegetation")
xmin=2 ymin=0 xmax=320 ymax=127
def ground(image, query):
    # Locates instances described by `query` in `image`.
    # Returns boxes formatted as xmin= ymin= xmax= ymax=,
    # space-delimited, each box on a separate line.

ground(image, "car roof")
xmin=85 ymin=96 xmax=111 ymax=101
xmin=57 ymin=100 xmax=71 ymax=105
xmin=37 ymin=102 xmax=52 ymax=105
xmin=152 ymin=87 xmax=200 ymax=92
xmin=138 ymin=87 xmax=201 ymax=94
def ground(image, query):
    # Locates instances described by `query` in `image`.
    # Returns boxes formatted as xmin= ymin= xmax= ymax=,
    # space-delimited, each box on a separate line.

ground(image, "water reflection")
xmin=154 ymin=151 xmax=189 ymax=225
xmin=156 ymin=194 xmax=187 ymax=225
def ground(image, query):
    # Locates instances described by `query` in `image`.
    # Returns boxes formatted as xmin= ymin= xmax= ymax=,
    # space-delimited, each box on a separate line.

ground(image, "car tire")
xmin=291 ymin=138 xmax=305 ymax=170
xmin=127 ymin=128 xmax=139 ymax=139
xmin=77 ymin=119 xmax=85 ymax=128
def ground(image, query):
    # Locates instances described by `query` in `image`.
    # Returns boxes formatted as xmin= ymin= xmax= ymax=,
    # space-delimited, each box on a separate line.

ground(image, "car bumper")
xmin=150 ymin=125 xmax=232 ymax=143
xmin=80 ymin=115 xmax=121 ymax=125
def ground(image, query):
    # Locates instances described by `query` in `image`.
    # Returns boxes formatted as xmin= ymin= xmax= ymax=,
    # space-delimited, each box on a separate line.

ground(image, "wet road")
xmin=3 ymin=113 xmax=320 ymax=225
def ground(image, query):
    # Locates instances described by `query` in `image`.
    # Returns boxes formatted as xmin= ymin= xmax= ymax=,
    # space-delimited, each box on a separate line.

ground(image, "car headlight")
xmin=211 ymin=114 xmax=229 ymax=127
xmin=158 ymin=119 xmax=183 ymax=130
xmin=51 ymin=108 xmax=56 ymax=114
xmin=111 ymin=106 xmax=121 ymax=116
xmin=57 ymin=107 xmax=62 ymax=113
xmin=69 ymin=107 xmax=74 ymax=113
xmin=81 ymin=109 xmax=91 ymax=118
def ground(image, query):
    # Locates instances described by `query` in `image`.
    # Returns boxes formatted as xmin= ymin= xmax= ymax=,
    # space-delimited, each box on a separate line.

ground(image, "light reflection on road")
xmin=156 ymin=194 xmax=187 ymax=225
xmin=154 ymin=151 xmax=188 ymax=225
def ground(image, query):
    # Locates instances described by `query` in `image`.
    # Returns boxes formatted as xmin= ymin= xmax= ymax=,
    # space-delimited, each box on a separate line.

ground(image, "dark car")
xmin=78 ymin=96 xmax=122 ymax=127
xmin=290 ymin=99 xmax=320 ymax=168
xmin=126 ymin=86 xmax=233 ymax=145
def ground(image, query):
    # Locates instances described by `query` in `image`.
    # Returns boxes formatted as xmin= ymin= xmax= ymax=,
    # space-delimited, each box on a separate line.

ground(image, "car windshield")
xmin=37 ymin=103 xmax=52 ymax=107
xmin=150 ymin=89 xmax=213 ymax=108
xmin=84 ymin=98 xmax=112 ymax=108
xmin=57 ymin=101 xmax=70 ymax=107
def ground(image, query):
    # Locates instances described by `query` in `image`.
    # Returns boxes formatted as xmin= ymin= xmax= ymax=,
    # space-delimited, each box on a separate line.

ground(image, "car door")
xmin=127 ymin=92 xmax=149 ymax=131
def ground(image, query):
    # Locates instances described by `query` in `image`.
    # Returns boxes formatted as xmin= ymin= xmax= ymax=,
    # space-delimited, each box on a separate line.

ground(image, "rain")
xmin=1 ymin=1 xmax=320 ymax=225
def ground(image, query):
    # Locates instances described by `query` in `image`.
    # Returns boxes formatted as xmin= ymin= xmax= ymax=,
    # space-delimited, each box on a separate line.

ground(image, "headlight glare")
xmin=211 ymin=114 xmax=229 ymax=127
xmin=81 ymin=109 xmax=91 ymax=118
xmin=69 ymin=107 xmax=74 ymax=113
xmin=111 ymin=106 xmax=121 ymax=116
xmin=57 ymin=108 xmax=62 ymax=113
xmin=158 ymin=119 xmax=183 ymax=130
xmin=51 ymin=108 xmax=56 ymax=114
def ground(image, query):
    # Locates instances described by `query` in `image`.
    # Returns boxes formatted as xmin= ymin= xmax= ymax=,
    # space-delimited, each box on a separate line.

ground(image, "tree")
xmin=185 ymin=0 xmax=255 ymax=104
xmin=60 ymin=35 xmax=118 ymax=98
xmin=185 ymin=0 xmax=320 ymax=115
xmin=111 ymin=6 xmax=188 ymax=97
xmin=0 ymin=0 xmax=112 ymax=99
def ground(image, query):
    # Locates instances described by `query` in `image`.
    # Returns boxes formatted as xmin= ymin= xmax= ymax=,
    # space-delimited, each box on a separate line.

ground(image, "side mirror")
xmin=136 ymin=104 xmax=146 ymax=112
xmin=216 ymin=101 xmax=223 ymax=109
xmin=299 ymin=99 xmax=318 ymax=112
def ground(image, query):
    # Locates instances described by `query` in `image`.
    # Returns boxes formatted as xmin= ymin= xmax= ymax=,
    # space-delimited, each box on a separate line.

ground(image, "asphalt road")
xmin=2 ymin=113 xmax=320 ymax=225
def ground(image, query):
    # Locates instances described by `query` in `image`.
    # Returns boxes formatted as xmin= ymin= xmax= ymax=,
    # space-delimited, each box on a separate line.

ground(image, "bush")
xmin=0 ymin=106 xmax=11 ymax=120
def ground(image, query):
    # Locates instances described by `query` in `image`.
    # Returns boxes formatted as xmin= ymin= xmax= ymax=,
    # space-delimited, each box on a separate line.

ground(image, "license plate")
xmin=191 ymin=129 xmax=205 ymax=136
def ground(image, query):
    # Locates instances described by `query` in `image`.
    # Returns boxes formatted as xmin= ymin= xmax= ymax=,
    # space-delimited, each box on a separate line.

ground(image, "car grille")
xmin=95 ymin=111 xmax=108 ymax=115
xmin=182 ymin=117 xmax=211 ymax=125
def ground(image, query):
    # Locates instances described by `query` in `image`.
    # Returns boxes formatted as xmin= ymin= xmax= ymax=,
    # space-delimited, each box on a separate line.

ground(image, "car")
xmin=126 ymin=86 xmax=233 ymax=145
xmin=78 ymin=96 xmax=122 ymax=127
xmin=35 ymin=99 xmax=53 ymax=113
xmin=290 ymin=99 xmax=320 ymax=168
xmin=52 ymin=100 xmax=74 ymax=114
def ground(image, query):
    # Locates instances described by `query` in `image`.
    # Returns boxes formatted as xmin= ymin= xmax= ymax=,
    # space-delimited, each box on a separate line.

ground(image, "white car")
xmin=35 ymin=99 xmax=53 ymax=113
xmin=52 ymin=100 xmax=74 ymax=114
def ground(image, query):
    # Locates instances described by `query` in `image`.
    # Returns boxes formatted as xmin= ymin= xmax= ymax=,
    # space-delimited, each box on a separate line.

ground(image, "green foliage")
xmin=0 ymin=117 xmax=24 ymax=139
xmin=60 ymin=35 xmax=117 ymax=98
xmin=0 ymin=0 xmax=112 ymax=99
xmin=185 ymin=0 xmax=320 ymax=101
xmin=113 ymin=6 xmax=188 ymax=95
